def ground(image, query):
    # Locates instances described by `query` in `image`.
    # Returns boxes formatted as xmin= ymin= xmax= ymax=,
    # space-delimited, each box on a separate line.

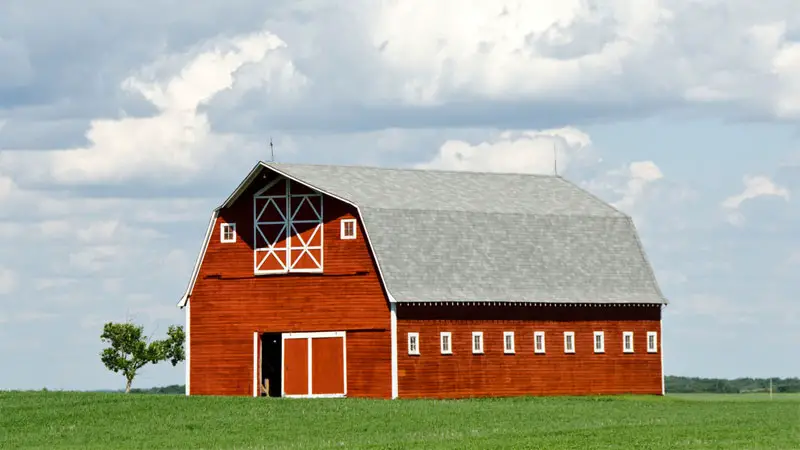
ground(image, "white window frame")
xmin=534 ymin=331 xmax=545 ymax=354
xmin=503 ymin=331 xmax=515 ymax=354
xmin=472 ymin=331 xmax=484 ymax=354
xmin=647 ymin=331 xmax=658 ymax=353
xmin=563 ymin=331 xmax=575 ymax=353
xmin=440 ymin=332 xmax=452 ymax=355
xmin=408 ymin=332 xmax=420 ymax=355
xmin=593 ymin=331 xmax=605 ymax=353
xmin=623 ymin=331 xmax=634 ymax=353
xmin=220 ymin=223 xmax=236 ymax=243
xmin=340 ymin=218 xmax=357 ymax=240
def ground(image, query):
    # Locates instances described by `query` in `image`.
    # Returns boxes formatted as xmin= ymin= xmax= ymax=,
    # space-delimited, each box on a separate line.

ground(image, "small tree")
xmin=100 ymin=321 xmax=185 ymax=393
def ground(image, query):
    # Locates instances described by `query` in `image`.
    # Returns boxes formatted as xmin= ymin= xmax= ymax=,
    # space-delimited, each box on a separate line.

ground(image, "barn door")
xmin=281 ymin=332 xmax=346 ymax=397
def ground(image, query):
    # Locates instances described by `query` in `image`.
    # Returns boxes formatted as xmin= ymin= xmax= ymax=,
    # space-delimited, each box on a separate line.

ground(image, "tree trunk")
xmin=125 ymin=378 xmax=132 ymax=393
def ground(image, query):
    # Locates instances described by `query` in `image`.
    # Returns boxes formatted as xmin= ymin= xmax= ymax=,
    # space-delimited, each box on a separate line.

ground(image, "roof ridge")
xmin=360 ymin=205 xmax=626 ymax=218
xmin=264 ymin=161 xmax=560 ymax=178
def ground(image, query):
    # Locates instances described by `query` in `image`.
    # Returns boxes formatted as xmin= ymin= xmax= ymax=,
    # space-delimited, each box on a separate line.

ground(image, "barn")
xmin=177 ymin=161 xmax=667 ymax=399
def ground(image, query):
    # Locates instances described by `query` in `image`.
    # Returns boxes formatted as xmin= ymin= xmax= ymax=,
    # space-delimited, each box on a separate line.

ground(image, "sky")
xmin=0 ymin=0 xmax=798 ymax=391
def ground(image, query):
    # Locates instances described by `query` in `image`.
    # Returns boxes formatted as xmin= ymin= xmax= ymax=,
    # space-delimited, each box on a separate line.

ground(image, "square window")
xmin=408 ymin=332 xmax=420 ymax=355
xmin=564 ymin=332 xmax=575 ymax=353
xmin=503 ymin=331 xmax=515 ymax=354
xmin=593 ymin=331 xmax=605 ymax=353
xmin=623 ymin=331 xmax=634 ymax=353
xmin=340 ymin=219 xmax=357 ymax=240
xmin=472 ymin=332 xmax=484 ymax=354
xmin=534 ymin=331 xmax=545 ymax=354
xmin=220 ymin=223 xmax=236 ymax=243
xmin=440 ymin=332 xmax=452 ymax=354
xmin=647 ymin=331 xmax=658 ymax=353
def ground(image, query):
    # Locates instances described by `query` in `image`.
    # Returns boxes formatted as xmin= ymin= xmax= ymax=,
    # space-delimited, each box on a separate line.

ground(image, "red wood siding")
xmin=397 ymin=304 xmax=662 ymax=399
xmin=189 ymin=172 xmax=392 ymax=398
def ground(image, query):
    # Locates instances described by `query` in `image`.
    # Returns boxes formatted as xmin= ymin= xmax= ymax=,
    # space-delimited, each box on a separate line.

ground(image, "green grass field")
xmin=1 ymin=392 xmax=798 ymax=449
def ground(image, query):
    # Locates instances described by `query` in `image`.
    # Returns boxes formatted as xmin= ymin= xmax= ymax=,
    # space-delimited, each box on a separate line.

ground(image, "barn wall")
xmin=396 ymin=304 xmax=662 ymax=399
xmin=189 ymin=172 xmax=392 ymax=398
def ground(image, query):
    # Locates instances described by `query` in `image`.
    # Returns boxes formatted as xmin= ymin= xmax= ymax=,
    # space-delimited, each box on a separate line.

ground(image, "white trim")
xmin=284 ymin=331 xmax=345 ymax=339
xmin=503 ymin=331 xmax=515 ymax=354
xmin=285 ymin=393 xmax=346 ymax=399
xmin=472 ymin=331 xmax=484 ymax=354
xmin=177 ymin=211 xmax=218 ymax=307
xmin=280 ymin=331 xmax=347 ymax=398
xmin=390 ymin=303 xmax=398 ymax=399
xmin=407 ymin=332 xmax=420 ymax=355
xmin=564 ymin=331 xmax=575 ymax=353
xmin=220 ymin=222 xmax=236 ymax=243
xmin=593 ymin=331 xmax=605 ymax=353
xmin=342 ymin=332 xmax=348 ymax=397
xmin=660 ymin=318 xmax=665 ymax=395
xmin=623 ymin=331 xmax=634 ymax=353
xmin=647 ymin=331 xmax=658 ymax=353
xmin=185 ymin=302 xmax=190 ymax=396
xmin=280 ymin=333 xmax=285 ymax=397
xmin=253 ymin=332 xmax=259 ymax=397
xmin=340 ymin=218 xmax=357 ymax=240
xmin=534 ymin=331 xmax=545 ymax=354
xmin=440 ymin=332 xmax=452 ymax=354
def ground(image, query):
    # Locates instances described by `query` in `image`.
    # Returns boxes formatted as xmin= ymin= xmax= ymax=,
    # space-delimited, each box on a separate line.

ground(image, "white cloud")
xmin=0 ymin=268 xmax=17 ymax=295
xmin=371 ymin=0 xmax=668 ymax=105
xmin=721 ymin=175 xmax=790 ymax=225
xmin=1 ymin=29 xmax=304 ymax=185
xmin=417 ymin=126 xmax=596 ymax=174
xmin=582 ymin=160 xmax=670 ymax=222
xmin=608 ymin=161 xmax=665 ymax=211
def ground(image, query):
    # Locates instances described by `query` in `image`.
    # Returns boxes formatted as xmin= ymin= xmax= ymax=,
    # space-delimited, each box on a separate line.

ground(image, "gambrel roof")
xmin=179 ymin=161 xmax=667 ymax=307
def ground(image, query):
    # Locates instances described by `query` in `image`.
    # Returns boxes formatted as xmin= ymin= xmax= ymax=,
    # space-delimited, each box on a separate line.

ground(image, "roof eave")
xmin=177 ymin=209 xmax=219 ymax=308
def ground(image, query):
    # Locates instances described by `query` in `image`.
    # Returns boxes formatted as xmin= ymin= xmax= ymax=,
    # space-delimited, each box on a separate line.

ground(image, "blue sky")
xmin=0 ymin=1 xmax=798 ymax=391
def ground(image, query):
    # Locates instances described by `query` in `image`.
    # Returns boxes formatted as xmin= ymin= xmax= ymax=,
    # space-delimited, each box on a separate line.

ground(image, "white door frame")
xmin=281 ymin=331 xmax=347 ymax=398
xmin=252 ymin=331 xmax=260 ymax=397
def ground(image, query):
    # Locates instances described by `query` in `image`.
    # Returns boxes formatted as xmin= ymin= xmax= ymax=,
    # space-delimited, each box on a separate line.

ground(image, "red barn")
xmin=178 ymin=161 xmax=667 ymax=399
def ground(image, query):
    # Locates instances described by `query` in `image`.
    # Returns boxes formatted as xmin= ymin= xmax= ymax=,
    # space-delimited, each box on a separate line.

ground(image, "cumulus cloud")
xmin=721 ymin=175 xmax=790 ymax=225
xmin=1 ymin=29 xmax=301 ymax=185
xmin=417 ymin=127 xmax=596 ymax=174
xmin=205 ymin=0 xmax=800 ymax=135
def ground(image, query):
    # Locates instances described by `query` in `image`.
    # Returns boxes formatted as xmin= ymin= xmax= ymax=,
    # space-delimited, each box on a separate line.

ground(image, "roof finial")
xmin=553 ymin=141 xmax=558 ymax=176
xmin=269 ymin=137 xmax=274 ymax=162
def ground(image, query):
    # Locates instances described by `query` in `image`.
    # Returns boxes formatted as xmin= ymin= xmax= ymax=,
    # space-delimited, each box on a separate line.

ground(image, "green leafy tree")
xmin=100 ymin=322 xmax=185 ymax=393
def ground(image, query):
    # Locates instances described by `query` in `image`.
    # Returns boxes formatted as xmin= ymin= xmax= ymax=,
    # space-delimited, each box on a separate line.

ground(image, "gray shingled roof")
xmin=265 ymin=162 xmax=666 ymax=305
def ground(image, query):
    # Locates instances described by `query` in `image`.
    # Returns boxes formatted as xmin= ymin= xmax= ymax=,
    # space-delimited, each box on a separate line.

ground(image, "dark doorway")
xmin=261 ymin=333 xmax=282 ymax=397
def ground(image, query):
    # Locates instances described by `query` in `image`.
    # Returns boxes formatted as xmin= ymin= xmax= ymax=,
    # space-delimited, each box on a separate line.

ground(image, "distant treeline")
xmin=129 ymin=384 xmax=186 ymax=395
xmin=665 ymin=376 xmax=800 ymax=394
xmin=131 ymin=378 xmax=800 ymax=395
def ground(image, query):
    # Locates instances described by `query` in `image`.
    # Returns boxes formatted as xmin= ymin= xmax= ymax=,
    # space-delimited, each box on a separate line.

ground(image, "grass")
xmin=1 ymin=392 xmax=798 ymax=449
